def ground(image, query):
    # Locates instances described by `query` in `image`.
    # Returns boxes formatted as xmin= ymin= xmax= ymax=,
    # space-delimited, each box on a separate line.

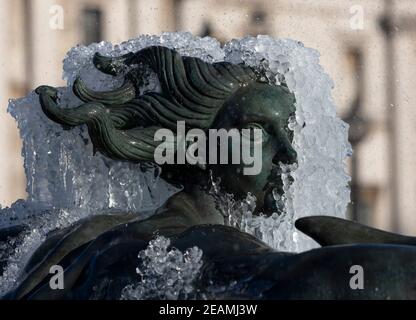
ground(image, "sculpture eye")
xmin=241 ymin=123 xmax=268 ymax=143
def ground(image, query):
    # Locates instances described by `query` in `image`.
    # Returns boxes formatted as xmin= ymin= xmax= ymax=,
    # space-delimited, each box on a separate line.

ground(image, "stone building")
xmin=0 ymin=0 xmax=415 ymax=233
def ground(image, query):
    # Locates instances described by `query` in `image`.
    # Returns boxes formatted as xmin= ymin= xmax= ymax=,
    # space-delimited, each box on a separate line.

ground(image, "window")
xmin=247 ymin=9 xmax=268 ymax=35
xmin=82 ymin=8 xmax=102 ymax=45
xmin=199 ymin=21 xmax=213 ymax=37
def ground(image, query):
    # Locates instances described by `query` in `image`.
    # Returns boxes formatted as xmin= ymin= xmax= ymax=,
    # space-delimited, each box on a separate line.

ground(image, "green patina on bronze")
xmin=4 ymin=46 xmax=296 ymax=299
xmin=296 ymin=215 xmax=416 ymax=246
xmin=36 ymin=46 xmax=267 ymax=161
xmin=3 ymin=46 xmax=416 ymax=300
xmin=36 ymin=46 xmax=297 ymax=216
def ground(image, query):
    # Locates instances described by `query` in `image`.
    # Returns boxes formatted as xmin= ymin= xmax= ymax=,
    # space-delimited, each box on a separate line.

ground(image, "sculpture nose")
xmin=273 ymin=143 xmax=297 ymax=165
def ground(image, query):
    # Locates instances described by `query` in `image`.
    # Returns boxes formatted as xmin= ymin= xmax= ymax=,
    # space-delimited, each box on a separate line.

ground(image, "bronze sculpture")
xmin=2 ymin=46 xmax=416 ymax=300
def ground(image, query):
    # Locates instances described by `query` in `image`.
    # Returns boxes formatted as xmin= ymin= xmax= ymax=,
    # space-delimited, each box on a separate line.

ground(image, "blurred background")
xmin=0 ymin=0 xmax=415 ymax=234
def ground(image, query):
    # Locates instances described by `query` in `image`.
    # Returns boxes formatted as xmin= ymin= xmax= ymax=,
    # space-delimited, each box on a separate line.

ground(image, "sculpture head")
xmin=36 ymin=46 xmax=296 ymax=216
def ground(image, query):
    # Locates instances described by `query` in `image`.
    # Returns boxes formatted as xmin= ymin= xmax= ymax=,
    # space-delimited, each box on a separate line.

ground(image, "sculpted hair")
xmin=36 ymin=46 xmax=265 ymax=162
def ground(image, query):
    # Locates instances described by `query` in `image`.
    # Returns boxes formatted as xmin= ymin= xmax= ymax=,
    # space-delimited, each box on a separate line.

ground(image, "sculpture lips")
xmin=263 ymin=165 xmax=283 ymax=192
xmin=263 ymin=185 xmax=284 ymax=216
xmin=263 ymin=190 xmax=277 ymax=215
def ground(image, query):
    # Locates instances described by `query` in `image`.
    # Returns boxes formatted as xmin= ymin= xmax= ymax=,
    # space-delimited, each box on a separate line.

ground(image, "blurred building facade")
xmin=0 ymin=0 xmax=415 ymax=234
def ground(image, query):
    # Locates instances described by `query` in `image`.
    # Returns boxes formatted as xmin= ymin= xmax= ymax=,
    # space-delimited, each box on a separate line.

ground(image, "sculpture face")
xmin=36 ymin=46 xmax=297 ymax=217
xmin=210 ymin=82 xmax=297 ymax=215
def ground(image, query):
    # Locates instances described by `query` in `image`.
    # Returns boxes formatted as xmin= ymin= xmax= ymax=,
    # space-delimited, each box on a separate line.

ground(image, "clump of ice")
xmin=121 ymin=236 xmax=203 ymax=300
xmin=0 ymin=206 xmax=97 ymax=296
xmin=224 ymin=36 xmax=351 ymax=251
xmin=208 ymin=164 xmax=300 ymax=252
xmin=0 ymin=32 xmax=350 ymax=294
xmin=0 ymin=90 xmax=178 ymax=293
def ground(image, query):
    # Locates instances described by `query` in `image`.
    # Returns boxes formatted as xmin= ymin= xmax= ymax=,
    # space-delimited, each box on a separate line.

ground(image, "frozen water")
xmin=208 ymin=164 xmax=301 ymax=252
xmin=121 ymin=236 xmax=203 ymax=300
xmin=0 ymin=32 xmax=351 ymax=294
xmin=6 ymin=92 xmax=178 ymax=219
xmin=224 ymin=36 xmax=351 ymax=251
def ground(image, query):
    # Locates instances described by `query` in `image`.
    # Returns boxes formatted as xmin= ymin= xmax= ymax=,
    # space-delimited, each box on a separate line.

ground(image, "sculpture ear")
xmin=295 ymin=216 xmax=416 ymax=247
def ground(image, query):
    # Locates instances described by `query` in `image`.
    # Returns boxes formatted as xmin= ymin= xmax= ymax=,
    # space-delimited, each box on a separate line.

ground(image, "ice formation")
xmin=121 ymin=236 xmax=203 ymax=300
xmin=223 ymin=37 xmax=351 ymax=251
xmin=0 ymin=32 xmax=351 ymax=295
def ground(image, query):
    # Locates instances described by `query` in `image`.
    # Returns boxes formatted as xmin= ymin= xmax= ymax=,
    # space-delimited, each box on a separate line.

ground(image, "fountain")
xmin=1 ymin=32 xmax=415 ymax=300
